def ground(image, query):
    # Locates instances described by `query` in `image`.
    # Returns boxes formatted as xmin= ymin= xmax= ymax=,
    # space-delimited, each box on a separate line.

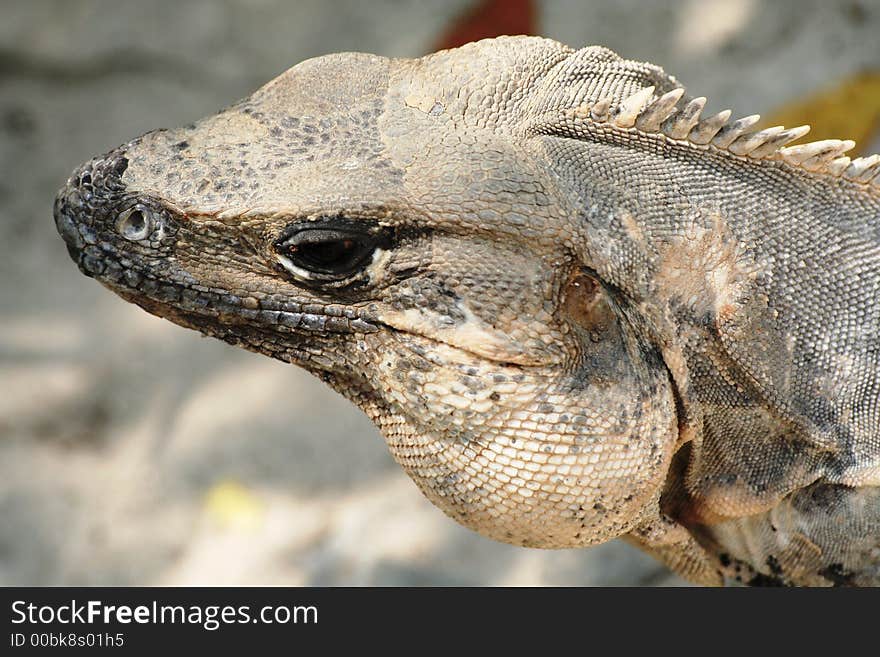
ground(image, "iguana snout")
xmin=55 ymin=150 xmax=133 ymax=272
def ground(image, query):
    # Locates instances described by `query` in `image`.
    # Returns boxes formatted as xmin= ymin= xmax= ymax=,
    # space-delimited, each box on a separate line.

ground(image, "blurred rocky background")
xmin=1 ymin=0 xmax=878 ymax=585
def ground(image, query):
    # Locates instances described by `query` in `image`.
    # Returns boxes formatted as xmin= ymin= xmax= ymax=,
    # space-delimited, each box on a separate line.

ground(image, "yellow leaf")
xmin=204 ymin=480 xmax=264 ymax=530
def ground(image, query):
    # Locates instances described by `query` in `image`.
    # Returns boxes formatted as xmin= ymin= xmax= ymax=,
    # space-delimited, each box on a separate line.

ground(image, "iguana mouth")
xmin=113 ymin=276 xmax=536 ymax=369
xmin=108 ymin=273 xmax=540 ymax=374
xmin=106 ymin=279 xmax=380 ymax=336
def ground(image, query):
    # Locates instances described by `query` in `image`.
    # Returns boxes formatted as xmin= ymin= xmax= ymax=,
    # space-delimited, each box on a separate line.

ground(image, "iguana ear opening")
xmin=559 ymin=268 xmax=616 ymax=339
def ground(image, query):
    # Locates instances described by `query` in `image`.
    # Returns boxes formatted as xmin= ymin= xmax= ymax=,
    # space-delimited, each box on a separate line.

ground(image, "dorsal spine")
xmin=571 ymin=85 xmax=880 ymax=189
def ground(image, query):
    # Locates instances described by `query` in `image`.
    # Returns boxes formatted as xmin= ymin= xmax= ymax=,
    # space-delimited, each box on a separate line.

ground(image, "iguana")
xmin=53 ymin=36 xmax=880 ymax=586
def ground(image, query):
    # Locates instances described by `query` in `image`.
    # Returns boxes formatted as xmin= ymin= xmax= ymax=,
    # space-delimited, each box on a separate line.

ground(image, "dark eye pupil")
xmin=126 ymin=210 xmax=146 ymax=233
xmin=293 ymin=238 xmax=357 ymax=268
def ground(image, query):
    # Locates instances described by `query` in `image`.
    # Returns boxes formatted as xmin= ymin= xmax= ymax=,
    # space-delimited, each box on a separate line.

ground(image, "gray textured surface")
xmin=2 ymin=0 xmax=878 ymax=585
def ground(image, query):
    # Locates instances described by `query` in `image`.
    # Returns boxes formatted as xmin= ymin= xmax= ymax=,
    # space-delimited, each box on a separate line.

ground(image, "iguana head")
xmin=54 ymin=37 xmax=680 ymax=548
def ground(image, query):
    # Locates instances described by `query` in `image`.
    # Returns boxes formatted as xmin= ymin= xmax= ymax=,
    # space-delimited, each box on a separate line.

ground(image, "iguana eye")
xmin=275 ymin=225 xmax=382 ymax=281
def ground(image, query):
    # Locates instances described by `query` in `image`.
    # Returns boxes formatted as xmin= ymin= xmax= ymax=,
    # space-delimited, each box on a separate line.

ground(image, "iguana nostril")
xmin=116 ymin=206 xmax=153 ymax=241
xmin=54 ymin=199 xmax=84 ymax=252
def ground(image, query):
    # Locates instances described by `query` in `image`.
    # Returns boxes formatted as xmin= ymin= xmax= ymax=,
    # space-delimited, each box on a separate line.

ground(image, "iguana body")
xmin=54 ymin=37 xmax=880 ymax=586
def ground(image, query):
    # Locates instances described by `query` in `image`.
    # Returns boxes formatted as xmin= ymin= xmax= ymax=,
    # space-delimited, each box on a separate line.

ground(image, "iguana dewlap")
xmin=54 ymin=37 xmax=880 ymax=586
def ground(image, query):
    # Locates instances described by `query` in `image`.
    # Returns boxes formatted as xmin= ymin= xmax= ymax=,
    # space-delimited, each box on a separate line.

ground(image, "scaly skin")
xmin=54 ymin=37 xmax=880 ymax=586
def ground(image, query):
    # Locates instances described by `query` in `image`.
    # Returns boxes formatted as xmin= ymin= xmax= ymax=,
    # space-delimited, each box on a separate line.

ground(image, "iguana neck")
xmin=357 ymin=331 xmax=677 ymax=548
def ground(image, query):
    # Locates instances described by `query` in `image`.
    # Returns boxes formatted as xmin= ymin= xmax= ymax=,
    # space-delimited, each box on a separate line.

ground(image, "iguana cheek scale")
xmin=54 ymin=37 xmax=880 ymax=586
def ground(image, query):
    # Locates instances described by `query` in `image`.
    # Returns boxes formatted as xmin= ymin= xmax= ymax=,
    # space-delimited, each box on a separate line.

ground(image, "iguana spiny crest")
xmin=54 ymin=36 xmax=880 ymax=585
xmin=567 ymin=81 xmax=879 ymax=180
